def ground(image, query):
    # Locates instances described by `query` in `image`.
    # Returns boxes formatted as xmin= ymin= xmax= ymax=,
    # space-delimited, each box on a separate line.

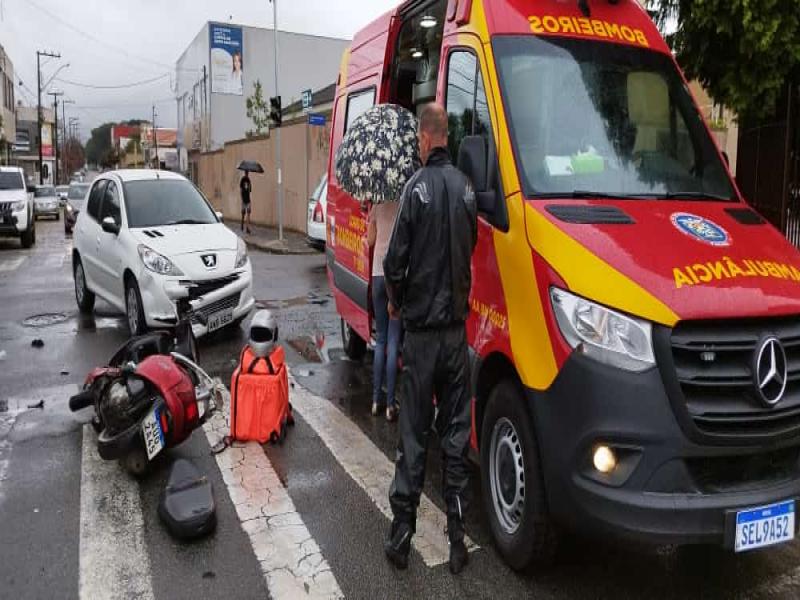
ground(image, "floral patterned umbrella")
xmin=334 ymin=104 xmax=420 ymax=205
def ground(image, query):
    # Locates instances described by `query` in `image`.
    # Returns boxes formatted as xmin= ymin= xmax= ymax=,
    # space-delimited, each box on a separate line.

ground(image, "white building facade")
xmin=175 ymin=22 xmax=349 ymax=159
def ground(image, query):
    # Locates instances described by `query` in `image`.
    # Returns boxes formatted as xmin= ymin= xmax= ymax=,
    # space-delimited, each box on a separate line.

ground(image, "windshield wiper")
xmin=532 ymin=190 xmax=646 ymax=200
xmin=657 ymin=191 xmax=735 ymax=202
xmin=166 ymin=219 xmax=206 ymax=225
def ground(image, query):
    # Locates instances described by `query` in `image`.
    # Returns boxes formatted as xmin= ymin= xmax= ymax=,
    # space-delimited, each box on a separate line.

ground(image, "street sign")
xmin=302 ymin=89 xmax=313 ymax=112
xmin=308 ymin=113 xmax=326 ymax=127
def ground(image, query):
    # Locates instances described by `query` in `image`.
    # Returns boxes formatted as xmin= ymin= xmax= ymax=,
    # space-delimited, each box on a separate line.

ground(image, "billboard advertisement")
xmin=210 ymin=24 xmax=244 ymax=96
xmin=41 ymin=123 xmax=53 ymax=157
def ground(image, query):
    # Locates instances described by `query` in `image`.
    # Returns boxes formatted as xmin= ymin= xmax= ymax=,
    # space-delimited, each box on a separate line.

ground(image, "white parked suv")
xmin=0 ymin=166 xmax=36 ymax=248
xmin=72 ymin=170 xmax=255 ymax=336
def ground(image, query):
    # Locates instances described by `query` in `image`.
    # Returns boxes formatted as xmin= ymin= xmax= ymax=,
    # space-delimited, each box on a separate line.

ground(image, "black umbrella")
xmin=335 ymin=104 xmax=420 ymax=205
xmin=237 ymin=160 xmax=265 ymax=174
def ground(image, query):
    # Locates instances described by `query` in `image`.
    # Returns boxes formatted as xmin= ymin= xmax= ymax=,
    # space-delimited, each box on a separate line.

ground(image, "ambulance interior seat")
xmin=628 ymin=71 xmax=669 ymax=156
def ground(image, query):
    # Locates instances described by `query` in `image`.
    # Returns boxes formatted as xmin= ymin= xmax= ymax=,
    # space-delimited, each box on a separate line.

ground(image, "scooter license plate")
xmin=142 ymin=406 xmax=165 ymax=461
xmin=207 ymin=308 xmax=234 ymax=332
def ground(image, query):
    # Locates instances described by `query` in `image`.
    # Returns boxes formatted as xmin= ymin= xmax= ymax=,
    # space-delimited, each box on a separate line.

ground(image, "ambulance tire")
xmin=481 ymin=379 xmax=556 ymax=570
xmin=341 ymin=319 xmax=366 ymax=361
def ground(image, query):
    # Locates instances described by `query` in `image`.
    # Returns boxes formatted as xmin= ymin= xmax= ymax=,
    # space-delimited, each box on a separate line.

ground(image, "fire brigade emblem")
xmin=670 ymin=212 xmax=731 ymax=247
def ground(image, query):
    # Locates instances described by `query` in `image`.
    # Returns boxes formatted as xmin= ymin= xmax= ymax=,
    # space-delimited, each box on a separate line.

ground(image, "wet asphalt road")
xmin=2 ymin=219 xmax=800 ymax=599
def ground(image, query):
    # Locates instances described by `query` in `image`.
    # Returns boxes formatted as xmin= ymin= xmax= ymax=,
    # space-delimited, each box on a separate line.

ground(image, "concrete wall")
xmin=195 ymin=119 xmax=332 ymax=232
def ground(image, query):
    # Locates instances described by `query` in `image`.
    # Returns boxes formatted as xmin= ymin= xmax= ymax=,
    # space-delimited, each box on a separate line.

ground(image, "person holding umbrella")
xmin=237 ymin=160 xmax=263 ymax=234
xmin=335 ymin=104 xmax=420 ymax=422
xmin=382 ymin=103 xmax=478 ymax=575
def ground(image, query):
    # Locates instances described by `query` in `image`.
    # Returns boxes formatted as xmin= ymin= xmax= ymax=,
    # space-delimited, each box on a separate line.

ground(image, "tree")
xmin=648 ymin=0 xmax=800 ymax=121
xmin=246 ymin=80 xmax=270 ymax=137
xmin=85 ymin=122 xmax=115 ymax=166
xmin=63 ymin=138 xmax=85 ymax=175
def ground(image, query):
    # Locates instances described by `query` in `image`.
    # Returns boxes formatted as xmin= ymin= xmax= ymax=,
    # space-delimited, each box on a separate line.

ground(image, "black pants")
xmin=389 ymin=325 xmax=472 ymax=528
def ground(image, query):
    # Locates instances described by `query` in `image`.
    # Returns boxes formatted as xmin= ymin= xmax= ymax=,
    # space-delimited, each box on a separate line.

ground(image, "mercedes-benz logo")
xmin=753 ymin=336 xmax=788 ymax=406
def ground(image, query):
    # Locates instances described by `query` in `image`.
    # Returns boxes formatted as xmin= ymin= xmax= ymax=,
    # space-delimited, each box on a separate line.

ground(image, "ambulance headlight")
xmin=550 ymin=287 xmax=655 ymax=372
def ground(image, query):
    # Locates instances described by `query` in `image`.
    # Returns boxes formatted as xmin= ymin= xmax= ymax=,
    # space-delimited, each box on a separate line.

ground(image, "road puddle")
xmin=22 ymin=313 xmax=69 ymax=327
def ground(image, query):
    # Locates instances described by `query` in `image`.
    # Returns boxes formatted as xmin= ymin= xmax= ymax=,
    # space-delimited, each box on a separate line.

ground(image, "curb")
xmin=243 ymin=237 xmax=320 ymax=256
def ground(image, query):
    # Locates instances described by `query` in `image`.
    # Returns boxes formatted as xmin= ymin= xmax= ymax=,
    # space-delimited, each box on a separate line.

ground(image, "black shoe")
xmin=447 ymin=515 xmax=468 ymax=574
xmin=384 ymin=521 xmax=412 ymax=570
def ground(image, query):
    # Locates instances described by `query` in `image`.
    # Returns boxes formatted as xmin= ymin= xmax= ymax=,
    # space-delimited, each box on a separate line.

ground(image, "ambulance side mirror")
xmin=458 ymin=136 xmax=509 ymax=232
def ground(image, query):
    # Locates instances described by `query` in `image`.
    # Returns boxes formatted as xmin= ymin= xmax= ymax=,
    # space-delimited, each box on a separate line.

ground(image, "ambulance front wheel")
xmin=480 ymin=379 xmax=557 ymax=570
xmin=341 ymin=319 xmax=366 ymax=361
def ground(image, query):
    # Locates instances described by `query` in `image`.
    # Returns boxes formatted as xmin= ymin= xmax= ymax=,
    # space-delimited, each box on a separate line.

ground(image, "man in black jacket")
xmin=383 ymin=103 xmax=478 ymax=574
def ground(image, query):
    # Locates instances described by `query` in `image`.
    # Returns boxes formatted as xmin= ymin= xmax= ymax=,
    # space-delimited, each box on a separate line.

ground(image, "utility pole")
xmin=271 ymin=0 xmax=284 ymax=241
xmin=152 ymin=105 xmax=159 ymax=169
xmin=37 ymin=50 xmax=60 ymax=184
xmin=48 ymin=90 xmax=63 ymax=184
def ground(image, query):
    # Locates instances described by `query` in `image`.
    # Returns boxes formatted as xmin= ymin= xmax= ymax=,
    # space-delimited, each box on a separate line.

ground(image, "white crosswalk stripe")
xmin=0 ymin=257 xmax=26 ymax=273
xmin=204 ymin=390 xmax=344 ymax=599
xmin=288 ymin=372 xmax=478 ymax=567
xmin=79 ymin=425 xmax=156 ymax=600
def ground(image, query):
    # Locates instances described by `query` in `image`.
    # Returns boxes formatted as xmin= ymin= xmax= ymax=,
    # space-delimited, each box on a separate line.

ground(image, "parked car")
xmin=306 ymin=174 xmax=327 ymax=251
xmin=72 ymin=169 xmax=255 ymax=336
xmin=64 ymin=182 xmax=91 ymax=235
xmin=56 ymin=185 xmax=69 ymax=204
xmin=0 ymin=166 xmax=36 ymax=248
xmin=33 ymin=185 xmax=60 ymax=221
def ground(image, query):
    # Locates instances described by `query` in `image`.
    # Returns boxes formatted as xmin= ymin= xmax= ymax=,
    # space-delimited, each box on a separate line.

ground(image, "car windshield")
xmin=311 ymin=175 xmax=326 ymax=202
xmin=57 ymin=186 xmax=68 ymax=193
xmin=68 ymin=184 xmax=90 ymax=200
xmin=34 ymin=186 xmax=56 ymax=197
xmin=493 ymin=36 xmax=735 ymax=201
xmin=0 ymin=171 xmax=24 ymax=190
xmin=123 ymin=179 xmax=218 ymax=228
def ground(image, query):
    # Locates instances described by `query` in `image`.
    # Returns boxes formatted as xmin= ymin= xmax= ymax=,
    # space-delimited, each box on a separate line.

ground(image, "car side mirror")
xmin=101 ymin=216 xmax=120 ymax=235
xmin=457 ymin=135 xmax=509 ymax=231
xmin=215 ymin=211 xmax=224 ymax=222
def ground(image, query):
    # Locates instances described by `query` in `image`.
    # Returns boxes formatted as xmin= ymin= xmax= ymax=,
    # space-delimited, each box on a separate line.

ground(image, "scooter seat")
xmin=158 ymin=459 xmax=216 ymax=540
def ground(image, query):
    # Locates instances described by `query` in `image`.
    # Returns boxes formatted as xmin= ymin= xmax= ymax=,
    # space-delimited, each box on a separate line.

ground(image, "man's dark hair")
xmin=418 ymin=103 xmax=448 ymax=141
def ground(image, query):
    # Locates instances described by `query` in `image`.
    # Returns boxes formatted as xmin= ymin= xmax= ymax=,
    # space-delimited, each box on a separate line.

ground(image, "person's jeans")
xmin=372 ymin=276 xmax=401 ymax=407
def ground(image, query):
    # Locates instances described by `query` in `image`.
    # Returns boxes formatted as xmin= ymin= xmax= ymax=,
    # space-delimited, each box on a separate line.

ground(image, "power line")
xmin=75 ymin=96 xmax=176 ymax=110
xmin=55 ymin=73 xmax=170 ymax=90
xmin=21 ymin=0 xmax=173 ymax=72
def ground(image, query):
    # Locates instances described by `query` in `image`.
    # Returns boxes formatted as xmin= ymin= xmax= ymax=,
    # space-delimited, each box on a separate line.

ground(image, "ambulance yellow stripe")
xmin=525 ymin=204 xmax=680 ymax=326
xmin=471 ymin=0 xmax=559 ymax=390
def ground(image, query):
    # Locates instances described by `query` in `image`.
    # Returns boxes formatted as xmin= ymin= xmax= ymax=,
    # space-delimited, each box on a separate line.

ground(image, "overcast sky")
xmin=1 ymin=0 xmax=399 ymax=140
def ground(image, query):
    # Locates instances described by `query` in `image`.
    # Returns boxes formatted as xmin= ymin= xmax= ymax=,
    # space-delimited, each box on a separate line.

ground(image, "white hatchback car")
xmin=72 ymin=170 xmax=255 ymax=336
xmin=306 ymin=174 xmax=327 ymax=250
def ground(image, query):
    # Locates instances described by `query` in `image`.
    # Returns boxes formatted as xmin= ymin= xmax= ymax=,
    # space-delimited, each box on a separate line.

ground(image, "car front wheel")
xmin=480 ymin=379 xmax=557 ymax=570
xmin=74 ymin=257 xmax=95 ymax=313
xmin=341 ymin=318 xmax=366 ymax=361
xmin=125 ymin=279 xmax=148 ymax=336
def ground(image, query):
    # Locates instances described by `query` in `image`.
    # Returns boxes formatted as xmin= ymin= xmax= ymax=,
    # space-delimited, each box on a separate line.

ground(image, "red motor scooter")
xmin=70 ymin=289 xmax=224 ymax=476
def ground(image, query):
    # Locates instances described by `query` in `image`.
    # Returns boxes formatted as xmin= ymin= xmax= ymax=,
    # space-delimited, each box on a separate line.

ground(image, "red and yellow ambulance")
xmin=326 ymin=0 xmax=800 ymax=568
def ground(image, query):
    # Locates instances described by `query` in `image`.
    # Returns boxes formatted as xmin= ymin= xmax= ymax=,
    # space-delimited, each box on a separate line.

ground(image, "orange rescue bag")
xmin=230 ymin=345 xmax=293 ymax=443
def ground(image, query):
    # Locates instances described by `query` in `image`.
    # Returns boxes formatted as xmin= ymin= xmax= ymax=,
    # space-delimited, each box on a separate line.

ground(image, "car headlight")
xmin=549 ymin=287 xmax=655 ymax=372
xmin=235 ymin=236 xmax=248 ymax=268
xmin=11 ymin=201 xmax=25 ymax=211
xmin=137 ymin=244 xmax=184 ymax=276
xmin=66 ymin=204 xmax=73 ymax=213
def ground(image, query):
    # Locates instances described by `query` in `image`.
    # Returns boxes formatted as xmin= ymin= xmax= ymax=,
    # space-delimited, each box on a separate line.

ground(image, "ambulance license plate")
xmin=207 ymin=308 xmax=233 ymax=332
xmin=735 ymin=500 xmax=795 ymax=552
xmin=142 ymin=406 xmax=165 ymax=461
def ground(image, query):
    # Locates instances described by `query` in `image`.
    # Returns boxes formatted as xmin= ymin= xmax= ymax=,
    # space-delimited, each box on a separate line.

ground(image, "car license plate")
xmin=207 ymin=308 xmax=234 ymax=332
xmin=735 ymin=500 xmax=795 ymax=552
xmin=141 ymin=406 xmax=165 ymax=461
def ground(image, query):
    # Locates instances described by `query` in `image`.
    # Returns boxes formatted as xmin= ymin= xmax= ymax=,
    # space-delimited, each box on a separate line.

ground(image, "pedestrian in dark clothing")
xmin=240 ymin=172 xmax=252 ymax=233
xmin=383 ymin=103 xmax=478 ymax=574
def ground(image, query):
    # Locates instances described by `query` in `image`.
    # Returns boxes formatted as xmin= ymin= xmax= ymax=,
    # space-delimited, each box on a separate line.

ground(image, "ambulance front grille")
xmin=669 ymin=318 xmax=800 ymax=440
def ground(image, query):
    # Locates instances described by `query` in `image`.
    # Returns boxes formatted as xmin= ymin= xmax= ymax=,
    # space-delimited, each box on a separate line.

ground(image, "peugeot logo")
xmin=753 ymin=336 xmax=788 ymax=407
xmin=201 ymin=254 xmax=217 ymax=269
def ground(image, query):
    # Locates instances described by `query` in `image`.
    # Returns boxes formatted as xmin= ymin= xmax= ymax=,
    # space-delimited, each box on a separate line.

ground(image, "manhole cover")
xmin=22 ymin=313 xmax=69 ymax=327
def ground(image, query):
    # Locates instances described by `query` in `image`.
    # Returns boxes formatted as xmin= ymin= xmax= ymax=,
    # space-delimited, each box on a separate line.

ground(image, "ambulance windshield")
xmin=493 ymin=36 xmax=735 ymax=201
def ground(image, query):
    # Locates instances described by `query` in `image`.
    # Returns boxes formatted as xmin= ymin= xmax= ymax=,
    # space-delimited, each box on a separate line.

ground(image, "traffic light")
xmin=269 ymin=96 xmax=282 ymax=128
